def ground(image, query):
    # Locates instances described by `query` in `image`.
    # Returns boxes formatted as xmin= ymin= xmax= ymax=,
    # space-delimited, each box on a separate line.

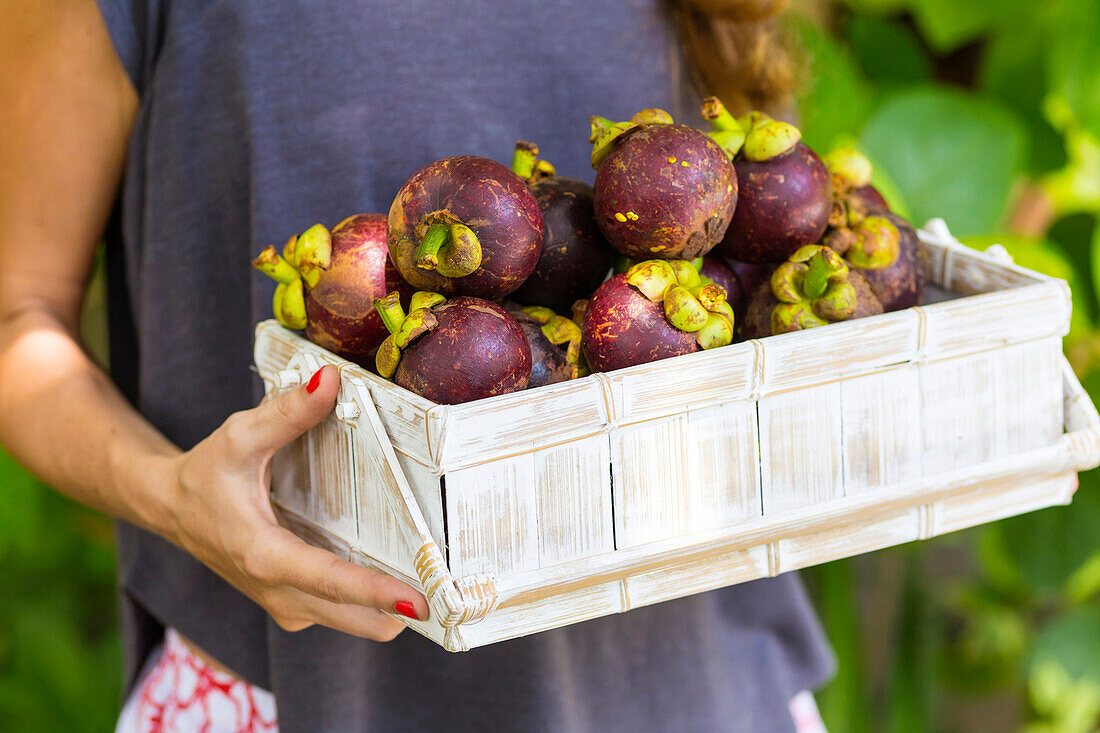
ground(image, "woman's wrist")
xmin=105 ymin=431 xmax=185 ymax=543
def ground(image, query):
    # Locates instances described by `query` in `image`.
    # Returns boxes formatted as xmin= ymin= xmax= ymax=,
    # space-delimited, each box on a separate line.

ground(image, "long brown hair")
xmin=672 ymin=0 xmax=797 ymax=118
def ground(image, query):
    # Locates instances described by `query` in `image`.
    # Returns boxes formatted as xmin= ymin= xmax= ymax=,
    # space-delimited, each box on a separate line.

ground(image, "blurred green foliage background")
xmin=1 ymin=0 xmax=1099 ymax=730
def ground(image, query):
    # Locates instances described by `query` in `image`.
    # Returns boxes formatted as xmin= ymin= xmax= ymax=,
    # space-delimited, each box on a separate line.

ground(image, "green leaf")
xmin=993 ymin=475 xmax=1100 ymax=598
xmin=1047 ymin=0 xmax=1100 ymax=143
xmin=787 ymin=13 xmax=875 ymax=154
xmin=834 ymin=0 xmax=910 ymax=13
xmin=908 ymin=0 xmax=1031 ymax=52
xmin=845 ymin=15 xmax=932 ymax=87
xmin=1045 ymin=213 xmax=1099 ymax=323
xmin=978 ymin=22 xmax=1067 ymax=176
xmin=1031 ymin=607 xmax=1100 ymax=688
xmin=860 ymin=87 xmax=1027 ymax=236
xmin=885 ymin=554 xmax=937 ymax=733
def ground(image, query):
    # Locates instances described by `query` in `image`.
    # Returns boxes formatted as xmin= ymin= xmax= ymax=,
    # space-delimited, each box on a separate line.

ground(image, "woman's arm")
xmin=0 ymin=0 xmax=426 ymax=637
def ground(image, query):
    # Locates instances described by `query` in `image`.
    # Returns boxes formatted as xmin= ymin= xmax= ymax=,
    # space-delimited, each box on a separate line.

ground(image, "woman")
xmin=0 ymin=0 xmax=834 ymax=730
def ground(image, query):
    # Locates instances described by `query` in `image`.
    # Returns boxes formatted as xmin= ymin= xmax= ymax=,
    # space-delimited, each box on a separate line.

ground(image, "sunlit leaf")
xmin=860 ymin=87 xmax=1027 ymax=236
xmin=1047 ymin=0 xmax=1100 ymax=143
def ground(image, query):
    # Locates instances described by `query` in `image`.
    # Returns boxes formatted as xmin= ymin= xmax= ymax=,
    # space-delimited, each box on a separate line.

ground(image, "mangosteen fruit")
xmin=822 ymin=146 xmax=890 ymax=219
xmin=741 ymin=245 xmax=883 ymax=339
xmin=820 ymin=148 xmax=923 ymax=312
xmin=505 ymin=303 xmax=586 ymax=388
xmin=582 ymin=259 xmax=735 ymax=373
xmin=388 ymin=156 xmax=543 ymax=300
xmin=590 ymin=108 xmax=737 ymax=260
xmin=508 ymin=141 xmax=615 ymax=313
xmin=839 ymin=212 xmax=924 ymax=313
xmin=702 ymin=98 xmax=831 ymax=264
xmin=252 ymin=214 xmax=410 ymax=366
xmin=374 ymin=292 xmax=531 ymax=404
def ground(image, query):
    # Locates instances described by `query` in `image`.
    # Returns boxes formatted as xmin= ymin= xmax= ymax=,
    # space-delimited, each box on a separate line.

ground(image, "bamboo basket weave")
xmin=254 ymin=219 xmax=1100 ymax=652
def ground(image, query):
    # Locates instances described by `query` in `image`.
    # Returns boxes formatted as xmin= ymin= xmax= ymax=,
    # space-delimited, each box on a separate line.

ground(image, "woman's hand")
xmin=165 ymin=364 xmax=428 ymax=640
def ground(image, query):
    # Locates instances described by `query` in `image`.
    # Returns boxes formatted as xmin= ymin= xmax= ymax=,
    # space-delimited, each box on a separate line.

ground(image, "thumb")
xmin=238 ymin=365 xmax=339 ymax=458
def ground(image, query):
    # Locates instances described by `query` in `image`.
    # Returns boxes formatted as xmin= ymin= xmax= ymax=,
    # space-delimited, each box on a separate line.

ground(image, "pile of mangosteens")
xmin=253 ymin=102 xmax=924 ymax=405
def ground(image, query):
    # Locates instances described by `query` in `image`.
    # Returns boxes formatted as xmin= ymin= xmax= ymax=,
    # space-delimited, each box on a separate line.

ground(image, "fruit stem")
xmin=414 ymin=221 xmax=482 ymax=277
xmin=802 ymin=252 xmax=836 ymax=300
xmin=375 ymin=292 xmax=407 ymax=335
xmin=414 ymin=222 xmax=451 ymax=270
xmin=701 ymin=96 xmax=740 ymax=133
xmin=512 ymin=141 xmax=539 ymax=180
xmin=252 ymin=246 xmax=300 ymax=285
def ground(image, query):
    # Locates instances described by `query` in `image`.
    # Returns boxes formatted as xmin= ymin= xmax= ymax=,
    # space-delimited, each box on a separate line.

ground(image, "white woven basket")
xmin=254 ymin=219 xmax=1100 ymax=652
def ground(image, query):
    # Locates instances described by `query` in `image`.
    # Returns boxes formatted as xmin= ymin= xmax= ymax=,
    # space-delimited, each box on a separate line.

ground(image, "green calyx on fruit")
xmin=512 ymin=140 xmax=557 ymax=183
xmin=520 ymin=306 xmax=588 ymax=378
xmin=668 ymin=260 xmax=701 ymax=288
xmin=282 ymin=234 xmax=298 ymax=265
xmin=743 ymin=119 xmax=802 ymax=162
xmin=700 ymin=96 xmax=746 ymax=159
xmin=589 ymin=107 xmax=675 ymax=169
xmin=629 ymin=108 xmax=675 ymax=126
xmin=624 ymin=259 xmax=734 ymax=348
xmin=295 ymin=224 xmax=333 ymax=288
xmin=846 ymin=215 xmax=900 ymax=270
xmin=273 ymin=279 xmax=307 ymax=330
xmin=769 ymin=245 xmax=857 ymax=334
xmin=253 ymin=224 xmax=334 ymax=330
xmin=374 ymin=291 xmax=443 ymax=378
xmin=625 ymin=259 xmax=679 ymax=300
xmin=414 ymin=219 xmax=483 ymax=278
xmin=824 ymin=146 xmax=873 ymax=190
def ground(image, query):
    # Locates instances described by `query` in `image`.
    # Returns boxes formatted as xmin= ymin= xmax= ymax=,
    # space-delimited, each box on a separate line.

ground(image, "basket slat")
xmin=532 ymin=438 xmax=615 ymax=567
xmin=611 ymin=415 xmax=689 ymax=548
xmin=438 ymin=378 xmax=610 ymax=473
xmin=840 ymin=366 xmax=924 ymax=493
xmin=758 ymin=310 xmax=920 ymax=396
xmin=445 ymin=455 xmax=542 ymax=578
xmin=919 ymin=284 xmax=1070 ymax=360
xmin=759 ymin=383 xmax=845 ymax=514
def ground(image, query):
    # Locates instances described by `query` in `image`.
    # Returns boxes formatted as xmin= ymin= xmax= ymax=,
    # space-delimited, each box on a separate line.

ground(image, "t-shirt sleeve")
xmin=95 ymin=0 xmax=153 ymax=95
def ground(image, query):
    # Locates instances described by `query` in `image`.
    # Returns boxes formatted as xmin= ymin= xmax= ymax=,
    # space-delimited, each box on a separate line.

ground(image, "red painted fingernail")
xmin=394 ymin=601 xmax=418 ymax=620
xmin=305 ymin=367 xmax=323 ymax=393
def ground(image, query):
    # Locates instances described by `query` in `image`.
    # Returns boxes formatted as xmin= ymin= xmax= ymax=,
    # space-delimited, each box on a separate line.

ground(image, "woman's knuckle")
xmin=315 ymin=574 xmax=345 ymax=604
xmin=241 ymin=546 xmax=275 ymax=585
xmin=221 ymin=412 xmax=250 ymax=451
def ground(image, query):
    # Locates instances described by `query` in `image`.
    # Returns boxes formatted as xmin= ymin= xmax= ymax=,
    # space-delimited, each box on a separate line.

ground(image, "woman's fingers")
xmin=227 ymin=364 xmax=340 ymax=462
xmin=269 ymin=587 xmax=409 ymax=642
xmin=253 ymin=526 xmax=430 ymax=622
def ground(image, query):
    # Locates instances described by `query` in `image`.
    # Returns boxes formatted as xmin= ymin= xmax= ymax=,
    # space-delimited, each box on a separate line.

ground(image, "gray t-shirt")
xmin=95 ymin=1 xmax=835 ymax=730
